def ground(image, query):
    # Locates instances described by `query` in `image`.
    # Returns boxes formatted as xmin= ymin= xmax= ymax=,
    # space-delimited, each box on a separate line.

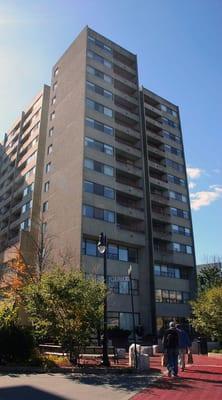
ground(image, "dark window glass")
xmin=108 ymin=244 xmax=118 ymax=260
xmin=128 ymin=248 xmax=138 ymax=263
xmin=86 ymin=240 xmax=97 ymax=256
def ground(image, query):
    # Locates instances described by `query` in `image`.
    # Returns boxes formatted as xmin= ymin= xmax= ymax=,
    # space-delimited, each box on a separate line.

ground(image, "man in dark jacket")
xmin=162 ymin=321 xmax=179 ymax=377
xmin=176 ymin=324 xmax=191 ymax=371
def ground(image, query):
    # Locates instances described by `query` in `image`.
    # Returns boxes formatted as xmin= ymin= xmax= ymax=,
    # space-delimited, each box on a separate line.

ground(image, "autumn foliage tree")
xmin=190 ymin=286 xmax=222 ymax=342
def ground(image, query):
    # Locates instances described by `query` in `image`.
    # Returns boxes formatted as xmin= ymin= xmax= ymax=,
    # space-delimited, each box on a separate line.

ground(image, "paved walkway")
xmin=132 ymin=354 xmax=222 ymax=400
xmin=0 ymin=371 xmax=158 ymax=400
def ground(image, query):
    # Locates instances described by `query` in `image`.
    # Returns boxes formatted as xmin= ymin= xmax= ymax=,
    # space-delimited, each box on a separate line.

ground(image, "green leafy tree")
xmin=190 ymin=286 xmax=222 ymax=341
xmin=23 ymin=268 xmax=105 ymax=363
xmin=198 ymin=264 xmax=222 ymax=293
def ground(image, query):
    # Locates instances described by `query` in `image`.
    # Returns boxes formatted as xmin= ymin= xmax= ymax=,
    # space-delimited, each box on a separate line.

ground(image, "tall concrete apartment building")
xmin=0 ymin=86 xmax=50 ymax=264
xmin=0 ymin=27 xmax=196 ymax=336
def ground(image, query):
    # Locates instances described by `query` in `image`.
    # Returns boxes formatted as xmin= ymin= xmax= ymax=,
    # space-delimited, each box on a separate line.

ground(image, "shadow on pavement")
xmin=67 ymin=372 xmax=160 ymax=392
xmin=0 ymin=386 xmax=71 ymax=400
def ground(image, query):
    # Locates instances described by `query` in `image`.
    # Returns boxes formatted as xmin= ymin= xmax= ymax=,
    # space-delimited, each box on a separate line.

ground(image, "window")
xmin=119 ymin=247 xmax=128 ymax=261
xmin=165 ymin=145 xmax=182 ymax=157
xmin=86 ymin=81 xmax=113 ymax=100
xmin=160 ymin=104 xmax=178 ymax=117
xmin=108 ymin=244 xmax=118 ymax=259
xmin=161 ymin=117 xmax=178 ymax=129
xmin=155 ymin=289 xmax=188 ymax=304
xmin=86 ymin=98 xmax=113 ymax=118
xmin=84 ymin=158 xmax=114 ymax=177
xmin=86 ymin=65 xmax=113 ymax=84
xmin=85 ymin=137 xmax=114 ymax=156
xmin=171 ymin=224 xmax=191 ymax=236
xmin=82 ymin=239 xmax=138 ymax=263
xmin=44 ymin=181 xmax=50 ymax=192
xmin=24 ymin=166 xmax=36 ymax=179
xmin=167 ymin=174 xmax=186 ymax=186
xmin=26 ymin=151 xmax=37 ymax=165
xmin=50 ymin=111 xmax=55 ymax=120
xmin=171 ymin=242 xmax=193 ymax=254
xmin=165 ymin=159 xmax=184 ymax=172
xmin=49 ymin=127 xmax=54 ymax=137
xmin=84 ymin=180 xmax=94 ymax=193
xmin=53 ymin=82 xmax=57 ymax=91
xmin=20 ymin=218 xmax=31 ymax=231
xmin=51 ymin=96 xmax=56 ymax=105
xmin=47 ymin=144 xmax=53 ymax=155
xmin=54 ymin=67 xmax=59 ymax=76
xmin=163 ymin=130 xmax=181 ymax=143
xmin=104 ymin=210 xmax=115 ymax=223
xmin=87 ymin=50 xmax=112 ymax=68
xmin=45 ymin=162 xmax=51 ymax=173
xmin=119 ymin=312 xmax=139 ymax=330
xmin=83 ymin=205 xmax=94 ymax=218
xmin=170 ymin=207 xmax=189 ymax=219
xmin=85 ymin=240 xmax=97 ymax=256
xmin=168 ymin=191 xmax=187 ymax=203
xmin=43 ymin=201 xmax=48 ymax=212
xmin=85 ymin=117 xmax=114 ymax=135
xmin=42 ymin=222 xmax=47 ymax=233
xmin=88 ymin=35 xmax=112 ymax=54
xmin=21 ymin=200 xmax=32 ymax=214
xmin=104 ymin=186 xmax=114 ymax=199
xmin=23 ymin=183 xmax=34 ymax=197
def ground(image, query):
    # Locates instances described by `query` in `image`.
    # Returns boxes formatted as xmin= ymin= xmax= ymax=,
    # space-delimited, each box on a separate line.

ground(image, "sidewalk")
xmin=131 ymin=354 xmax=222 ymax=400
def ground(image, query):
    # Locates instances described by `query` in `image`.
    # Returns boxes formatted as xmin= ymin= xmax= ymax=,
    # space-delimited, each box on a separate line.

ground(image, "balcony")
xmin=114 ymin=95 xmax=138 ymax=115
xmin=149 ymin=176 xmax=169 ymax=190
xmin=115 ymin=110 xmax=139 ymax=130
xmin=149 ymin=160 xmax=166 ymax=174
xmin=116 ymin=203 xmax=144 ymax=220
xmin=114 ymin=90 xmax=138 ymax=106
xmin=113 ymin=64 xmax=137 ymax=84
xmin=146 ymin=116 xmax=163 ymax=130
xmin=115 ymin=124 xmax=140 ymax=143
xmin=115 ymin=140 xmax=141 ymax=161
xmin=114 ymin=78 xmax=137 ymax=97
xmin=115 ymin=159 xmax=142 ymax=178
xmin=151 ymin=209 xmax=172 ymax=223
xmin=115 ymin=181 xmax=143 ymax=198
xmin=113 ymin=49 xmax=136 ymax=69
xmin=148 ymin=144 xmax=165 ymax=158
xmin=154 ymin=248 xmax=194 ymax=267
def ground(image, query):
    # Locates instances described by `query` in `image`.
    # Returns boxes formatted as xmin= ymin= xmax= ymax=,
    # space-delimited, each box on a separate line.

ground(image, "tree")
xmin=23 ymin=268 xmax=105 ymax=363
xmin=198 ymin=264 xmax=222 ymax=293
xmin=1 ymin=249 xmax=37 ymax=301
xmin=190 ymin=286 xmax=222 ymax=342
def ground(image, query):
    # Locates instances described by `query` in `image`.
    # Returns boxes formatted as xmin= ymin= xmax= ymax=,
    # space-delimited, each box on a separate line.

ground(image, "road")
xmin=0 ymin=372 xmax=158 ymax=400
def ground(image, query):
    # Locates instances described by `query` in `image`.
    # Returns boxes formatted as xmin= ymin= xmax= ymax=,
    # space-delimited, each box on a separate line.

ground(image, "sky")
xmin=0 ymin=0 xmax=221 ymax=264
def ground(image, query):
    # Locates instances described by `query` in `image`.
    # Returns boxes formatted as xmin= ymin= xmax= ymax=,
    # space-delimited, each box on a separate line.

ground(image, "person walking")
xmin=162 ymin=321 xmax=179 ymax=377
xmin=176 ymin=324 xmax=191 ymax=371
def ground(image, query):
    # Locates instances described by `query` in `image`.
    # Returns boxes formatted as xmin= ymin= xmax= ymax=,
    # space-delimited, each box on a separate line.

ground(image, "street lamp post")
xmin=97 ymin=232 xmax=110 ymax=367
xmin=128 ymin=265 xmax=138 ymax=369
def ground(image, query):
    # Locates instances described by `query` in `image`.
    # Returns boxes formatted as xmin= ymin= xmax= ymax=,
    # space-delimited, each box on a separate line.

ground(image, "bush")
xmin=0 ymin=325 xmax=35 ymax=363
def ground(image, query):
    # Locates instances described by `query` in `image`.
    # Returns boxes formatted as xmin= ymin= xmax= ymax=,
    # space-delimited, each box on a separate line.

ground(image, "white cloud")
xmin=189 ymin=182 xmax=196 ymax=190
xmin=187 ymin=167 xmax=204 ymax=180
xmin=190 ymin=186 xmax=222 ymax=210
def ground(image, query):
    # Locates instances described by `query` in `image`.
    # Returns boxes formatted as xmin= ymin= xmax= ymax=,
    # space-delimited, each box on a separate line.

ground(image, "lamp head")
xmin=97 ymin=232 xmax=106 ymax=254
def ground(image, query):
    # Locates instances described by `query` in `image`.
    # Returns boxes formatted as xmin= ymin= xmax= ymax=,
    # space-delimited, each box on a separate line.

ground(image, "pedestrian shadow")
xmin=187 ymin=369 xmax=222 ymax=375
xmin=132 ymin=378 xmax=194 ymax=396
xmin=67 ymin=372 xmax=160 ymax=392
xmin=0 ymin=386 xmax=72 ymax=400
xmin=182 ymin=376 xmax=222 ymax=384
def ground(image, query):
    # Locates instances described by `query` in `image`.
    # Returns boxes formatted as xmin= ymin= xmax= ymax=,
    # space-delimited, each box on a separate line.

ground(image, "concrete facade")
xmin=0 ymin=27 xmax=196 ymax=337
xmin=0 ymin=85 xmax=50 ymax=265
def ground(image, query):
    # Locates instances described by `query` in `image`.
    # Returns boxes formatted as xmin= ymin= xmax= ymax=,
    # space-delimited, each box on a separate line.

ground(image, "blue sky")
xmin=0 ymin=0 xmax=221 ymax=263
